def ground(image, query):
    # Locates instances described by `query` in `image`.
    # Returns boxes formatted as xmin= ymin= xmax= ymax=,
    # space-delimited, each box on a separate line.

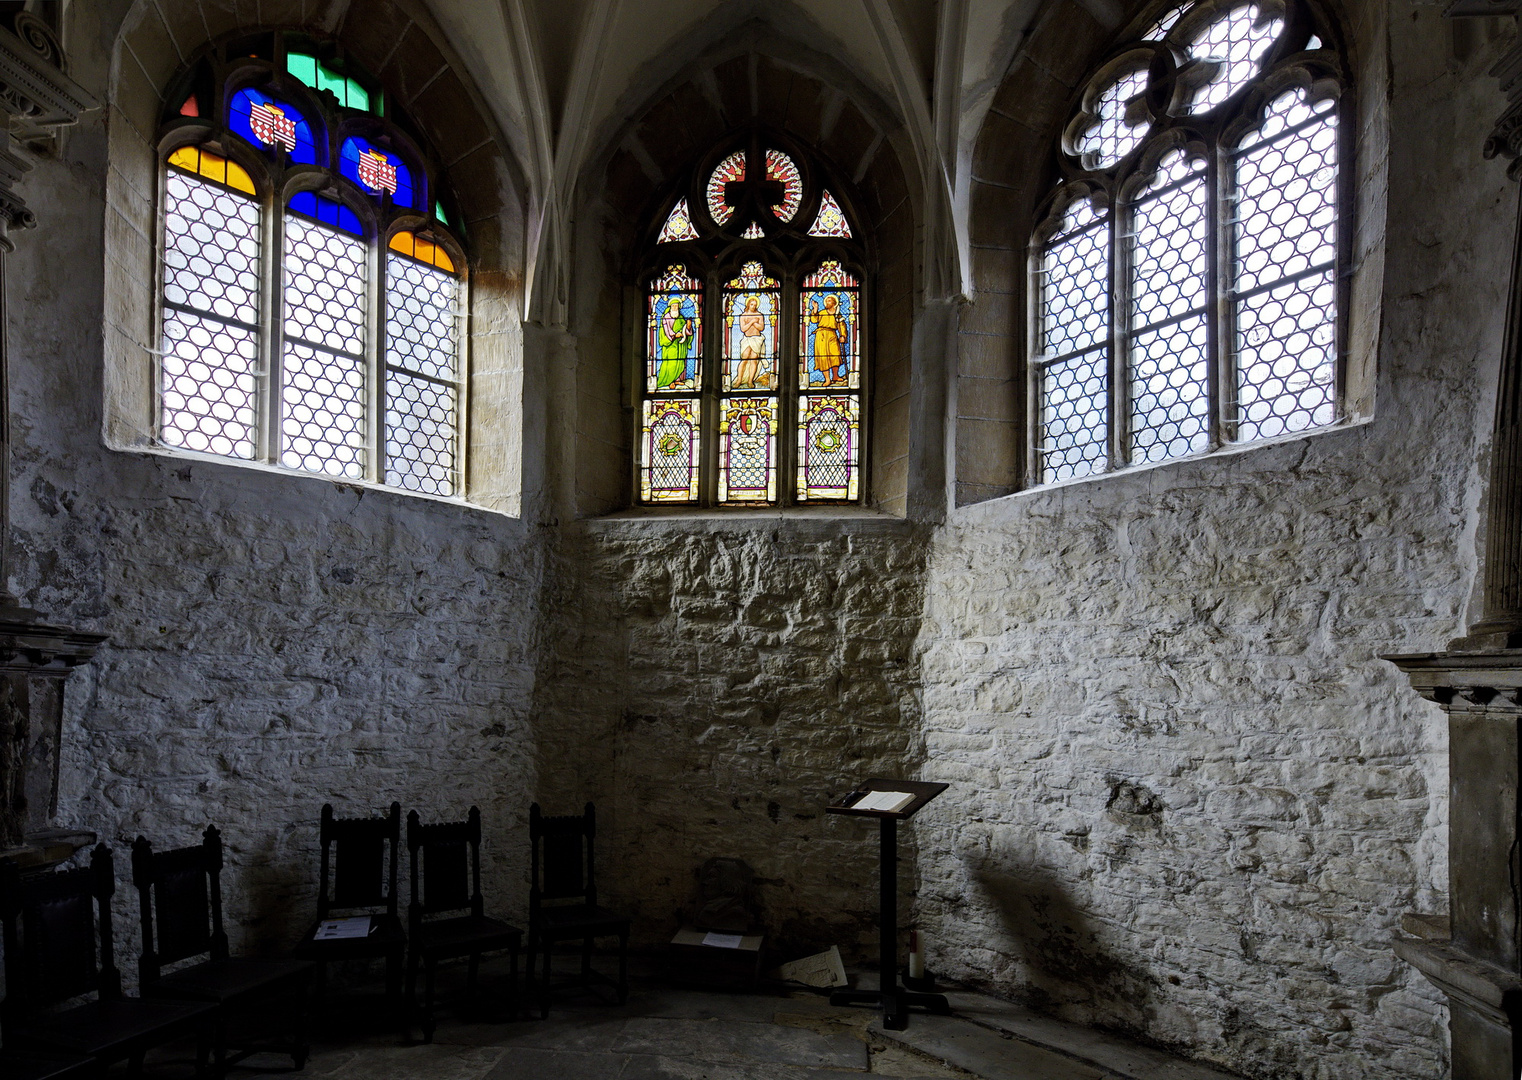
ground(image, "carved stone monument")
xmin=1387 ymin=6 xmax=1522 ymax=1078
xmin=0 ymin=10 xmax=104 ymax=863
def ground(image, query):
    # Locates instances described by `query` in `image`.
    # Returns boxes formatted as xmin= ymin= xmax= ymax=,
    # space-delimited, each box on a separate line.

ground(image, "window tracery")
xmin=155 ymin=33 xmax=465 ymax=498
xmin=1032 ymin=0 xmax=1348 ymax=484
xmin=640 ymin=138 xmax=867 ymax=506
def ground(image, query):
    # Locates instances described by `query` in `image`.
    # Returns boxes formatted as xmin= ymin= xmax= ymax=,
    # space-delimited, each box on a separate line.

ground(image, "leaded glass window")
xmin=155 ymin=34 xmax=466 ymax=497
xmin=640 ymin=139 xmax=867 ymax=507
xmin=1030 ymin=0 xmax=1348 ymax=485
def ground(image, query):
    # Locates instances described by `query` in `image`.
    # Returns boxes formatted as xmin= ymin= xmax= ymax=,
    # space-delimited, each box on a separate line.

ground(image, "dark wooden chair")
xmin=528 ymin=802 xmax=630 ymax=1019
xmin=131 ymin=826 xmax=314 ymax=1074
xmin=293 ymin=803 xmax=407 ymax=1006
xmin=0 ymin=844 xmax=215 ymax=1075
xmin=405 ymin=807 xmax=523 ymax=1042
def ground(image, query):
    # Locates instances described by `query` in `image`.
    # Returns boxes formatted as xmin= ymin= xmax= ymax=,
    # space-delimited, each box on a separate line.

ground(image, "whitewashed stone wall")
xmin=911 ymin=8 xmax=1514 ymax=1079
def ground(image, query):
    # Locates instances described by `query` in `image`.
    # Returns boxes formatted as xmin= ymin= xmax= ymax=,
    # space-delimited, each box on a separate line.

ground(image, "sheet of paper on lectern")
xmin=313 ymin=915 xmax=372 ymax=940
xmin=701 ymin=931 xmax=745 ymax=949
xmin=852 ymin=790 xmax=916 ymax=813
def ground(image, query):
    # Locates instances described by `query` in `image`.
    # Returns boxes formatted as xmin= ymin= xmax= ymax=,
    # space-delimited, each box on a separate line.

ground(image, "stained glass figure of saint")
xmin=720 ymin=397 xmax=778 ymax=503
xmin=724 ymin=261 xmax=780 ymax=392
xmin=646 ymin=266 xmax=703 ymax=393
xmin=800 ymin=261 xmax=859 ymax=390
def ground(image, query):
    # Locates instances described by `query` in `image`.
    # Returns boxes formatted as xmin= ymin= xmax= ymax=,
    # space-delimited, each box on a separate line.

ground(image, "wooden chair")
xmin=293 ymin=803 xmax=407 ymax=1006
xmin=528 ymin=803 xmax=630 ymax=1019
xmin=131 ymin=826 xmax=314 ymax=1074
xmin=405 ymin=807 xmax=523 ymax=1042
xmin=0 ymin=844 xmax=215 ymax=1075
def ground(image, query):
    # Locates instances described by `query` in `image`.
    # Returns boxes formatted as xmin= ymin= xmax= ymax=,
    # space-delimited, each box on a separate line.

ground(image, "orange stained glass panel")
xmin=389 ymin=230 xmax=456 ymax=273
xmin=167 ymin=146 xmax=256 ymax=195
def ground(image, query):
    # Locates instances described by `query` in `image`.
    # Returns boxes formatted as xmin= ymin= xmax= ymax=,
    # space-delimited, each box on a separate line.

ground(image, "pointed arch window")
xmin=155 ymin=34 xmax=465 ymax=496
xmin=640 ymin=140 xmax=868 ymax=506
xmin=1030 ymin=0 xmax=1349 ymax=485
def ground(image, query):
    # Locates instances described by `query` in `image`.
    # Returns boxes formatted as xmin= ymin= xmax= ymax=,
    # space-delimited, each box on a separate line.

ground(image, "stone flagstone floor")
xmin=125 ymin=962 xmax=1243 ymax=1080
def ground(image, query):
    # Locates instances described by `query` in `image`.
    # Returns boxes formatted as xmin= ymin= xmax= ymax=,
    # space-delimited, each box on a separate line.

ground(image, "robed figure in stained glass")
xmin=808 ymin=294 xmax=848 ymax=386
xmin=657 ymin=295 xmax=697 ymax=390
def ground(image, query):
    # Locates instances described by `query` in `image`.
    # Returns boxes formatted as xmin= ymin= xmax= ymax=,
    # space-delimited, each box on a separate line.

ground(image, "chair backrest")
xmin=131 ymin=825 xmax=228 ymax=984
xmin=529 ymin=803 xmax=598 ymax=916
xmin=0 ymin=844 xmax=121 ymax=1026
xmin=406 ymin=807 xmax=483 ymax=926
xmin=317 ymin=802 xmax=401 ymax=920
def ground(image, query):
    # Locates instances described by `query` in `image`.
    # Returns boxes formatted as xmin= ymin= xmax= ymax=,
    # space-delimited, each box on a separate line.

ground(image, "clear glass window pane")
xmin=281 ymin=213 xmax=368 ymax=478
xmin=1130 ymin=316 xmax=1210 ymax=463
xmin=384 ymin=253 xmax=460 ymax=496
xmin=1039 ymin=349 xmax=1109 ymax=483
xmin=159 ymin=170 xmax=262 ymax=459
xmin=1236 ymin=271 xmax=1337 ymax=440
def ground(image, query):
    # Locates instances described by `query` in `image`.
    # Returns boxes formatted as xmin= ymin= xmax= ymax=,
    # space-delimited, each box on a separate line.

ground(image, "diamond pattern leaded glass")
xmin=1181 ymin=4 xmax=1285 ymax=112
xmin=1075 ymin=68 xmax=1151 ymax=168
xmin=384 ymin=253 xmax=459 ymax=495
xmin=1129 ymin=151 xmax=1210 ymax=463
xmin=1233 ymin=89 xmax=1338 ymax=441
xmin=643 ymin=398 xmax=700 ymax=502
xmin=1034 ymin=0 xmax=1344 ymax=487
xmin=159 ymin=169 xmax=262 ymax=458
xmin=282 ymin=213 xmax=368 ymax=477
xmin=719 ymin=397 xmax=778 ymax=503
xmin=798 ymin=395 xmax=859 ymax=501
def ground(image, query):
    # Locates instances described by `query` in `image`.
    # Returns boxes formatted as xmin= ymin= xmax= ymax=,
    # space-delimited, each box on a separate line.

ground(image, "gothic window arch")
xmin=1030 ymin=0 xmax=1350 ymax=485
xmin=155 ymin=33 xmax=466 ymax=498
xmin=639 ymin=135 xmax=867 ymax=507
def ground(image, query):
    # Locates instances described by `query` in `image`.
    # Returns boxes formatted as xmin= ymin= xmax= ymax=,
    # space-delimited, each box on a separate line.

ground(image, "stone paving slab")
xmin=615 ymin=1015 xmax=871 ymax=1070
xmin=872 ymin=1014 xmax=1108 ymax=1080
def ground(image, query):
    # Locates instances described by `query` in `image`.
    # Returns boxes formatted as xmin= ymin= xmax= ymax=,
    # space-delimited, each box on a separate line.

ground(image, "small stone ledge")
xmin=1393 ymin=935 xmax=1522 ymax=1025
xmin=581 ymin=506 xmax=922 ymax=537
xmin=0 ymin=827 xmax=96 ymax=872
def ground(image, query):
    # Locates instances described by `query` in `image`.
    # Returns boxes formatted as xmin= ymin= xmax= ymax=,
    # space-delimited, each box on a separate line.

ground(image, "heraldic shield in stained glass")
xmin=724 ymin=261 xmax=780 ymax=392
xmin=800 ymin=261 xmax=859 ymax=390
xmin=642 ymin=398 xmax=700 ymax=503
xmin=798 ymin=394 xmax=859 ymax=501
xmin=340 ymin=136 xmax=416 ymax=208
xmin=720 ymin=397 xmax=778 ymax=504
xmin=230 ymin=88 xmax=317 ymax=164
xmin=647 ymin=266 xmax=703 ymax=393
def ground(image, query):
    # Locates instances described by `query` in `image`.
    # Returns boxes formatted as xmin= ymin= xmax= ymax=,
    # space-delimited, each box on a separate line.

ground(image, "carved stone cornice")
xmin=1447 ymin=1 xmax=1522 ymax=176
xmin=0 ymin=15 xmax=92 ymax=129
xmin=1384 ymin=649 xmax=1522 ymax=707
xmin=0 ymin=615 xmax=107 ymax=674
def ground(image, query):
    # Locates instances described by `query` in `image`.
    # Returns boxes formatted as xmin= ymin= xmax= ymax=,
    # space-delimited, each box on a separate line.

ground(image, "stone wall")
xmin=910 ymin=6 xmax=1514 ymax=1078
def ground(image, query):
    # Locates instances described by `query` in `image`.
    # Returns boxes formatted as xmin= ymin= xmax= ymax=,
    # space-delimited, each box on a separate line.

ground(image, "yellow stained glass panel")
xmin=167 ymin=147 xmax=256 ymax=196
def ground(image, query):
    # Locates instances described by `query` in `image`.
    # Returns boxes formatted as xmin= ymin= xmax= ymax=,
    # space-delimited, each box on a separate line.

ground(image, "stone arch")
xmin=567 ymin=20 xmax=923 ymax=517
xmin=102 ymin=0 xmax=529 ymax=515
xmin=956 ymin=0 xmax=1384 ymax=507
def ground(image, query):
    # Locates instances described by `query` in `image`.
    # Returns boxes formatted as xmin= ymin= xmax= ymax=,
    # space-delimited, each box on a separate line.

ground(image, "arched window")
xmin=1030 ymin=0 xmax=1348 ymax=485
xmin=639 ymin=137 xmax=866 ymax=506
xmin=156 ymin=34 xmax=465 ymax=498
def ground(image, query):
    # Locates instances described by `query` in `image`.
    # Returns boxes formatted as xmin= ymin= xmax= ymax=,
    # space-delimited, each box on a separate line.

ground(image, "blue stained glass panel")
xmin=288 ymin=191 xmax=363 ymax=237
xmin=228 ymin=88 xmax=317 ymax=165
xmin=339 ymin=136 xmax=416 ymax=208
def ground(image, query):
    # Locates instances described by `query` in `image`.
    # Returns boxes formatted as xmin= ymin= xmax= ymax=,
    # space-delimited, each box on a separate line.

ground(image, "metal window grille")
xmin=1031 ymin=0 xmax=1345 ymax=487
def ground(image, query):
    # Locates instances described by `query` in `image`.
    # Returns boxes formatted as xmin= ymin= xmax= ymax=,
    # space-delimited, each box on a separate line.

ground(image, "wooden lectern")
xmin=826 ymin=778 xmax=950 ymax=1030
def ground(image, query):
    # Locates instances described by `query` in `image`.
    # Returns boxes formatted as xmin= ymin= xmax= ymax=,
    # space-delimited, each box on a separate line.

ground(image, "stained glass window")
xmin=642 ymin=399 xmax=701 ymax=503
xmin=647 ymin=266 xmax=703 ymax=394
xmin=286 ymin=51 xmax=375 ymax=112
xmin=339 ymin=136 xmax=416 ymax=208
xmin=658 ymin=198 xmax=699 ymax=242
xmin=765 ymin=150 xmax=803 ymax=222
xmin=720 ymin=398 xmax=778 ymax=503
xmin=1032 ymin=0 xmax=1344 ymax=487
xmin=807 ymin=191 xmax=851 ymax=238
xmin=229 ymin=88 xmax=317 ymax=164
xmin=155 ymin=44 xmax=465 ymax=499
xmin=638 ymin=141 xmax=867 ymax=506
xmin=706 ymin=150 xmax=745 ymax=225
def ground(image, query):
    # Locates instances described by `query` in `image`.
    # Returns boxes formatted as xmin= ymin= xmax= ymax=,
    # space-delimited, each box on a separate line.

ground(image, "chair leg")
xmin=293 ymin=978 xmax=311 ymax=1069
xmin=423 ymin=957 xmax=440 ymax=1044
xmin=618 ymin=929 xmax=629 ymax=1004
xmin=581 ymin=935 xmax=593 ymax=982
xmin=405 ymin=948 xmax=420 ymax=1042
xmin=215 ymin=1018 xmax=229 ymax=1077
xmin=510 ymin=941 xmax=520 ymax=1016
xmin=540 ymin=937 xmax=552 ymax=1020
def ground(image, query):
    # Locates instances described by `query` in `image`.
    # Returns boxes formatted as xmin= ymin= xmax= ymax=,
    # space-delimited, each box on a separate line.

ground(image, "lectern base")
xmin=830 ymin=987 xmax=951 ymax=1031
